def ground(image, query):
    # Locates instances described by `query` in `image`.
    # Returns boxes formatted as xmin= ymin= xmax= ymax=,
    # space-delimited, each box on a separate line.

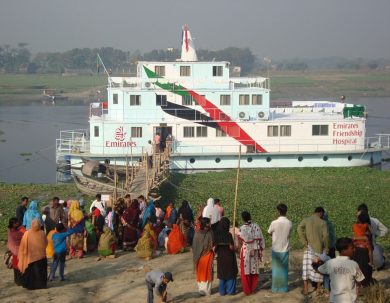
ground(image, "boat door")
xmin=154 ymin=124 xmax=172 ymax=151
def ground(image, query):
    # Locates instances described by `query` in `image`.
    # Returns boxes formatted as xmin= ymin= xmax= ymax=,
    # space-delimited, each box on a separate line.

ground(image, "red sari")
xmin=122 ymin=201 xmax=140 ymax=250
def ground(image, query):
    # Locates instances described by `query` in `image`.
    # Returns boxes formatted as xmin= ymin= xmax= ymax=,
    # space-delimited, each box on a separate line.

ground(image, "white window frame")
xmin=155 ymin=65 xmax=165 ymax=76
xmin=196 ymin=126 xmax=207 ymax=137
xmin=252 ymin=94 xmax=263 ymax=105
xmin=280 ymin=125 xmax=291 ymax=136
xmin=130 ymin=95 xmax=141 ymax=106
xmin=267 ymin=125 xmax=278 ymax=137
xmin=94 ymin=126 xmax=99 ymax=137
xmin=212 ymin=66 xmax=223 ymax=77
xmin=131 ymin=127 xmax=142 ymax=138
xmin=216 ymin=126 xmax=227 ymax=137
xmin=113 ymin=93 xmax=118 ymax=104
xmin=312 ymin=125 xmax=329 ymax=136
xmin=180 ymin=66 xmax=191 ymax=77
xmin=183 ymin=126 xmax=195 ymax=138
xmin=239 ymin=94 xmax=250 ymax=105
xmin=220 ymin=94 xmax=231 ymax=106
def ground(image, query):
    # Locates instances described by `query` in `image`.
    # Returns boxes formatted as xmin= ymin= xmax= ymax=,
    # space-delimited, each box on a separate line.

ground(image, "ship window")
xmin=220 ymin=95 xmax=231 ymax=106
xmin=154 ymin=65 xmax=165 ymax=77
xmin=113 ymin=93 xmax=118 ymax=104
xmin=280 ymin=125 xmax=291 ymax=136
xmin=131 ymin=127 xmax=142 ymax=138
xmin=212 ymin=66 xmax=223 ymax=77
xmin=94 ymin=126 xmax=99 ymax=137
xmin=312 ymin=124 xmax=329 ymax=136
xmin=252 ymin=94 xmax=263 ymax=105
xmin=156 ymin=94 xmax=167 ymax=106
xmin=267 ymin=126 xmax=278 ymax=137
xmin=239 ymin=94 xmax=250 ymax=105
xmin=182 ymin=95 xmax=194 ymax=106
xmin=196 ymin=126 xmax=207 ymax=137
xmin=180 ymin=66 xmax=191 ymax=77
xmin=130 ymin=95 xmax=141 ymax=106
xmin=216 ymin=126 xmax=227 ymax=137
xmin=183 ymin=126 xmax=195 ymax=138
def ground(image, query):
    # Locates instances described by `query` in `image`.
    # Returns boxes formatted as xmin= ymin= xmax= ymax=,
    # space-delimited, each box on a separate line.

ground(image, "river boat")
xmin=56 ymin=25 xmax=389 ymax=174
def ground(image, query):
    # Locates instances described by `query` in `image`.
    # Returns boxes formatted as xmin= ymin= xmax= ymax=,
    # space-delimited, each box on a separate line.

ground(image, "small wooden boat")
xmin=73 ymin=173 xmax=128 ymax=196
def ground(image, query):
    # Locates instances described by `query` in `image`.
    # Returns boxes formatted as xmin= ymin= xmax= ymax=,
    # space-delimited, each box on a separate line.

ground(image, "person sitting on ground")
xmin=49 ymin=222 xmax=83 ymax=281
xmin=318 ymin=237 xmax=364 ymax=303
xmin=135 ymin=219 xmax=157 ymax=261
xmin=98 ymin=226 xmax=117 ymax=259
xmin=145 ymin=270 xmax=173 ymax=303
xmin=157 ymin=223 xmax=171 ymax=250
xmin=167 ymin=224 xmax=186 ymax=254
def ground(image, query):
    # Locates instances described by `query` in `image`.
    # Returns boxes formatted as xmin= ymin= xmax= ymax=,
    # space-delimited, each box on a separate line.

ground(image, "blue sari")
xmin=271 ymin=251 xmax=289 ymax=292
xmin=23 ymin=201 xmax=43 ymax=230
xmin=140 ymin=203 xmax=156 ymax=229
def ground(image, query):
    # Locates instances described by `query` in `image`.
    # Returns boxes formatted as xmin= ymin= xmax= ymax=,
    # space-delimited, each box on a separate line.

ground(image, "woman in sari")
xmin=192 ymin=217 xmax=214 ymax=296
xmin=98 ymin=226 xmax=116 ymax=258
xmin=238 ymin=211 xmax=265 ymax=295
xmin=122 ymin=199 xmax=140 ymax=251
xmin=167 ymin=224 xmax=186 ymax=254
xmin=135 ymin=220 xmax=157 ymax=260
xmin=68 ymin=200 xmax=85 ymax=258
xmin=85 ymin=216 xmax=97 ymax=252
xmin=140 ymin=201 xmax=157 ymax=230
xmin=178 ymin=200 xmax=194 ymax=246
xmin=7 ymin=217 xmax=25 ymax=285
xmin=23 ymin=200 xmax=43 ymax=230
xmin=18 ymin=219 xmax=48 ymax=290
xmin=214 ymin=217 xmax=238 ymax=296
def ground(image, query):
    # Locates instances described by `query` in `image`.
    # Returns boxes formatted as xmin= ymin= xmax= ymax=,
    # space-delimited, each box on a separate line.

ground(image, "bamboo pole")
xmin=144 ymin=148 xmax=148 ymax=198
xmin=232 ymin=145 xmax=241 ymax=244
xmin=114 ymin=158 xmax=117 ymax=201
xmin=130 ymin=142 xmax=133 ymax=182
xmin=125 ymin=155 xmax=129 ymax=191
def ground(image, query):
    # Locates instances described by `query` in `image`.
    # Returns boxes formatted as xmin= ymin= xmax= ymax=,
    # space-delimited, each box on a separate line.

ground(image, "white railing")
xmin=56 ymin=129 xmax=89 ymax=154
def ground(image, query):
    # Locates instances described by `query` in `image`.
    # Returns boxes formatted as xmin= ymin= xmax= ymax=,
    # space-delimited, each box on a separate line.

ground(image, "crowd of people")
xmin=6 ymin=193 xmax=389 ymax=302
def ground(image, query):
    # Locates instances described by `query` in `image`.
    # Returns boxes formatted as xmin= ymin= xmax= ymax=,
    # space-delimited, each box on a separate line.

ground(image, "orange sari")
xmin=196 ymin=251 xmax=214 ymax=282
xmin=167 ymin=224 xmax=186 ymax=254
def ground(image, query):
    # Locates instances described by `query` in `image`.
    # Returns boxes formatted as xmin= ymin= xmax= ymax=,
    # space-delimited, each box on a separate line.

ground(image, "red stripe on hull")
xmin=188 ymin=90 xmax=267 ymax=153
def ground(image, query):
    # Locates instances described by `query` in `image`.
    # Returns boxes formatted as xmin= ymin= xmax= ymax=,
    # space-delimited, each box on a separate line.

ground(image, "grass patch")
xmin=158 ymin=167 xmax=390 ymax=249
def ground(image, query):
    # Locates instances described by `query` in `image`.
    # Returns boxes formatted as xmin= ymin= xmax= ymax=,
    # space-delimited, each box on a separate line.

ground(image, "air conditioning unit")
xmin=257 ymin=111 xmax=267 ymax=119
xmin=145 ymin=82 xmax=151 ymax=88
xmin=238 ymin=111 xmax=248 ymax=120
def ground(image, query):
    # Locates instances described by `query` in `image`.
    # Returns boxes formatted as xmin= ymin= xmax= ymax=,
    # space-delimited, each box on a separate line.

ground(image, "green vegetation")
xmin=0 ymin=183 xmax=82 ymax=240
xmin=158 ymin=167 xmax=390 ymax=249
xmin=1 ymin=168 xmax=390 ymax=251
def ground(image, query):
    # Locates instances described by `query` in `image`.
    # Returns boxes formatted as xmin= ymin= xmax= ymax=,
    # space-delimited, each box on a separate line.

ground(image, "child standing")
xmin=49 ymin=222 xmax=83 ymax=281
xmin=353 ymin=212 xmax=373 ymax=266
xmin=318 ymin=237 xmax=364 ymax=303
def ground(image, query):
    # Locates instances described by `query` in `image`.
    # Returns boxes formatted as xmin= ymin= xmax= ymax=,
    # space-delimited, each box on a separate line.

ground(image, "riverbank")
xmin=0 ymin=245 xmax=389 ymax=303
xmin=1 ymin=70 xmax=390 ymax=105
xmin=2 ymin=168 xmax=390 ymax=249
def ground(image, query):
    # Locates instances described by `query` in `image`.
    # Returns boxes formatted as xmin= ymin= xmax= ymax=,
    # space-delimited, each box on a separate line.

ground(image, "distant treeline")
xmin=0 ymin=43 xmax=389 ymax=75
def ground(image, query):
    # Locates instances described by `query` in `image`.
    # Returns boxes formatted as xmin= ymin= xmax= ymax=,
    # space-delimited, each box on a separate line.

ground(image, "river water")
xmin=0 ymin=97 xmax=389 ymax=184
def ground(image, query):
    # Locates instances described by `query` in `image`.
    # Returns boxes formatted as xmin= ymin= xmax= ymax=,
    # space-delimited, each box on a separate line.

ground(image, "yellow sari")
xmin=135 ymin=223 xmax=156 ymax=259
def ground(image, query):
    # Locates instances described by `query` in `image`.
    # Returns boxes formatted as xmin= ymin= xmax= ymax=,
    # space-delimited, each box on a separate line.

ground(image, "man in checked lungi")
xmin=297 ymin=207 xmax=329 ymax=296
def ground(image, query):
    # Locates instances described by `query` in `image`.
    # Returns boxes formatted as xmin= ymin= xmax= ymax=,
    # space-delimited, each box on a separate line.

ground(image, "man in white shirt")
xmin=268 ymin=203 xmax=292 ymax=293
xmin=89 ymin=193 xmax=106 ymax=216
xmin=318 ymin=237 xmax=364 ymax=303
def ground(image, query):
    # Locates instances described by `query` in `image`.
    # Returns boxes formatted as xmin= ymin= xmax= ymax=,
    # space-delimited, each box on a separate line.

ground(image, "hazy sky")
xmin=1 ymin=0 xmax=390 ymax=59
